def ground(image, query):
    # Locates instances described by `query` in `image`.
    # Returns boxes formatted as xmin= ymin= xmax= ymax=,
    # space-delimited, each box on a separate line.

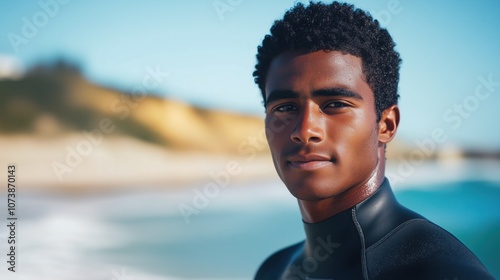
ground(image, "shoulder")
xmin=254 ymin=241 xmax=304 ymax=280
xmin=366 ymin=219 xmax=494 ymax=280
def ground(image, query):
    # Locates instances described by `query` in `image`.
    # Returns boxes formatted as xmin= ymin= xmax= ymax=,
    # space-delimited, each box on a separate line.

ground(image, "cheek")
xmin=265 ymin=116 xmax=290 ymax=149
xmin=264 ymin=119 xmax=276 ymax=150
xmin=334 ymin=119 xmax=379 ymax=163
xmin=352 ymin=124 xmax=380 ymax=168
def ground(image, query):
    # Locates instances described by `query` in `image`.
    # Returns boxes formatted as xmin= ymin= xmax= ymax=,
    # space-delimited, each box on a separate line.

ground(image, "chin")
xmin=284 ymin=178 xmax=345 ymax=201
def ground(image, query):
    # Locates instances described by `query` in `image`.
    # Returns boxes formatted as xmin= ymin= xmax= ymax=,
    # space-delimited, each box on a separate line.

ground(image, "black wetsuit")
xmin=255 ymin=178 xmax=494 ymax=280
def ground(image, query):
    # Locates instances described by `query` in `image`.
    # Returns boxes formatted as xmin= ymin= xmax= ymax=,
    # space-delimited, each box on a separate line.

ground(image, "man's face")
xmin=264 ymin=50 xmax=381 ymax=201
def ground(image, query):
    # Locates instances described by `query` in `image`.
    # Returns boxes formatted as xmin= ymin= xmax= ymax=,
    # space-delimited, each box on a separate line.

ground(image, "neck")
xmin=298 ymin=147 xmax=386 ymax=223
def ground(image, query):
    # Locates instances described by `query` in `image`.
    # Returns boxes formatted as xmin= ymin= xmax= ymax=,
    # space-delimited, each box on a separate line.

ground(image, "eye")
xmin=325 ymin=101 xmax=350 ymax=109
xmin=273 ymin=104 xmax=297 ymax=113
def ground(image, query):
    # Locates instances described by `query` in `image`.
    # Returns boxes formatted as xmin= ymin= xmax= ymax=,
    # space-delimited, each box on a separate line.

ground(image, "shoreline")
xmin=0 ymin=134 xmax=277 ymax=194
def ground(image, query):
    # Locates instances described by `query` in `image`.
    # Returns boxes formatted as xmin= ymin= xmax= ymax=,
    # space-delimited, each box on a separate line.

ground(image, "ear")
xmin=378 ymin=105 xmax=400 ymax=144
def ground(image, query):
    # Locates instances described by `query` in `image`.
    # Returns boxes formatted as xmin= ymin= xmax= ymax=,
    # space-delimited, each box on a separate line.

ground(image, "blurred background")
xmin=0 ymin=0 xmax=499 ymax=279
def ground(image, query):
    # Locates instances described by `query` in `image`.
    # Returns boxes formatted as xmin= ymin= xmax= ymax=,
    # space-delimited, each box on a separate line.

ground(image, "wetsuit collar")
xmin=300 ymin=178 xmax=403 ymax=277
xmin=302 ymin=178 xmax=393 ymax=242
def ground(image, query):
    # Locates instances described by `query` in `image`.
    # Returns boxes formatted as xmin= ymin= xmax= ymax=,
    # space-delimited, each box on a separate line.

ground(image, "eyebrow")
xmin=313 ymin=88 xmax=363 ymax=100
xmin=265 ymin=90 xmax=299 ymax=106
xmin=265 ymin=88 xmax=363 ymax=106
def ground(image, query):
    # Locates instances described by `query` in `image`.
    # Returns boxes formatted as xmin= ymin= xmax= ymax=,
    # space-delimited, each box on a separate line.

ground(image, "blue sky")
xmin=1 ymin=0 xmax=499 ymax=149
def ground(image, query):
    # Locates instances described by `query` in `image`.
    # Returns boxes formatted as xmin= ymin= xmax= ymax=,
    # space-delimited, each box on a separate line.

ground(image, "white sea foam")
xmin=0 ymin=195 xmax=183 ymax=280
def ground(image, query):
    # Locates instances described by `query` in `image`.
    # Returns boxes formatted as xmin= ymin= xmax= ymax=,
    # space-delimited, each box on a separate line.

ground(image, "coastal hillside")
xmin=0 ymin=62 xmax=267 ymax=154
xmin=0 ymin=62 xmax=276 ymax=191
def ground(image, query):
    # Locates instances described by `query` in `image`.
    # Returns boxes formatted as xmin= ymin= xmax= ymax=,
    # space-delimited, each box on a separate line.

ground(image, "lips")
xmin=287 ymin=154 xmax=333 ymax=170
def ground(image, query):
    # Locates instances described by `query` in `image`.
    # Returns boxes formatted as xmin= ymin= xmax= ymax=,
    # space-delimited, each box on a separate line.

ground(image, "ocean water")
xmin=0 ymin=162 xmax=499 ymax=279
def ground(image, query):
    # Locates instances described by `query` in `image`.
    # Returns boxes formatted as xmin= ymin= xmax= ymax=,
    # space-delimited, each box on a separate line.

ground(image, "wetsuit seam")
xmin=352 ymin=208 xmax=369 ymax=280
xmin=366 ymin=218 xmax=427 ymax=252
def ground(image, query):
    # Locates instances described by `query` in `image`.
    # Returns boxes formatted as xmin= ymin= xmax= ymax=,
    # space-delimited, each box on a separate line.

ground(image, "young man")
xmin=252 ymin=2 xmax=494 ymax=280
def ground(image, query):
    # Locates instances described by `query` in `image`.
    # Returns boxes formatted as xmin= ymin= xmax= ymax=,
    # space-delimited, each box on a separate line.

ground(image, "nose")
xmin=290 ymin=102 xmax=324 ymax=144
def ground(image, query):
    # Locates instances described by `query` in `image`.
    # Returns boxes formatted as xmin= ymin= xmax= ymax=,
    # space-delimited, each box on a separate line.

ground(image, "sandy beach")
xmin=0 ymin=134 xmax=277 ymax=193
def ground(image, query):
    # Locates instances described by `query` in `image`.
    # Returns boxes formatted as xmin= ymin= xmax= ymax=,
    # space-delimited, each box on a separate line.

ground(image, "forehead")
xmin=265 ymin=50 xmax=372 ymax=99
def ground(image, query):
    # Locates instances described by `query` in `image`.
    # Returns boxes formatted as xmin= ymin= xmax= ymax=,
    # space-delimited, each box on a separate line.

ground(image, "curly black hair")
xmin=253 ymin=1 xmax=401 ymax=121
